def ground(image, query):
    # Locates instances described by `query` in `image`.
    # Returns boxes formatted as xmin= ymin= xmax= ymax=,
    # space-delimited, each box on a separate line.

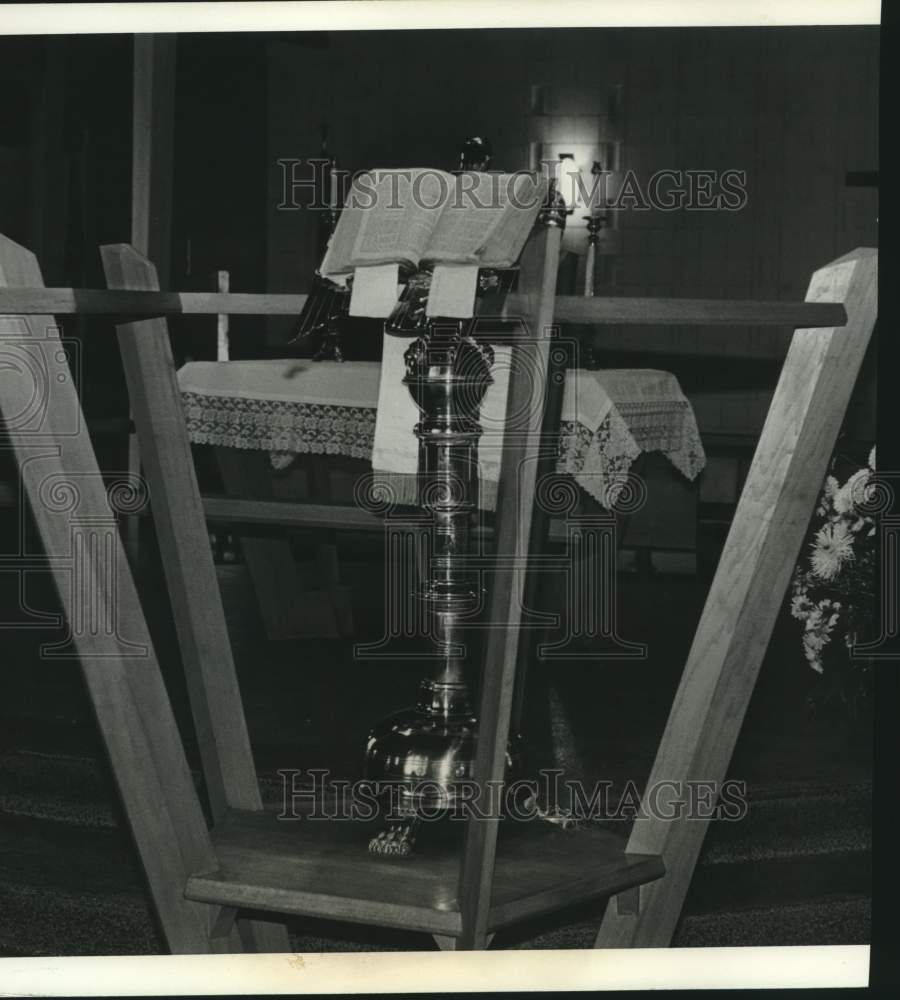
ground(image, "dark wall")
xmin=0 ymin=29 xmax=879 ymax=432
xmin=266 ymin=26 xmax=878 ymax=438
xmin=266 ymin=26 xmax=878 ymax=321
xmin=168 ymin=33 xmax=269 ymax=358
xmin=0 ymin=34 xmax=271 ymax=389
xmin=0 ymin=34 xmax=133 ymax=288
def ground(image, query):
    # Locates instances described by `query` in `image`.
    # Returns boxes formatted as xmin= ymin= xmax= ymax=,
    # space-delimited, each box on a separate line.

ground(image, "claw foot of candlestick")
xmin=524 ymin=793 xmax=583 ymax=831
xmin=368 ymin=816 xmax=421 ymax=857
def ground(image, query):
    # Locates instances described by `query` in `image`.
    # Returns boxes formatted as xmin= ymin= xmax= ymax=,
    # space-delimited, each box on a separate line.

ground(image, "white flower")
xmin=817 ymin=476 xmax=840 ymax=516
xmin=807 ymin=600 xmax=840 ymax=638
xmin=804 ymin=630 xmax=826 ymax=650
xmin=803 ymin=635 xmax=825 ymax=673
xmin=791 ymin=592 xmax=814 ymax=620
xmin=794 ymin=456 xmax=875 ymax=676
xmin=810 ymin=522 xmax=855 ymax=581
xmin=834 ymin=468 xmax=871 ymax=515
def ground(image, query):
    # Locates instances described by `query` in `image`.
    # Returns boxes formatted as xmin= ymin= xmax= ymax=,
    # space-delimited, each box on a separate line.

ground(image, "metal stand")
xmin=364 ymin=194 xmax=563 ymax=858
xmin=2 ymin=228 xmax=873 ymax=951
xmin=366 ymin=319 xmax=523 ymax=856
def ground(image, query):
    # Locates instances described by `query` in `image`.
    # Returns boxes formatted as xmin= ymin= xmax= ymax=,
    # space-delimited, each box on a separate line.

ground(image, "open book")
xmin=319 ymin=168 xmax=546 ymax=278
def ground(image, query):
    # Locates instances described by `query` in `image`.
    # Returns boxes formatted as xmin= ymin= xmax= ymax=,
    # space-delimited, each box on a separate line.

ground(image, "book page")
xmin=422 ymin=171 xmax=508 ymax=264
xmin=349 ymin=169 xmax=454 ymax=269
xmin=424 ymin=172 xmax=546 ymax=268
xmin=479 ymin=172 xmax=547 ymax=268
xmin=318 ymin=184 xmax=366 ymax=277
xmin=321 ymin=169 xmax=545 ymax=276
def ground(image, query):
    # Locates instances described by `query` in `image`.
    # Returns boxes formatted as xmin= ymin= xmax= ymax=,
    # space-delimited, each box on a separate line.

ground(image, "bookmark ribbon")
xmin=425 ymin=264 xmax=479 ymax=319
xmin=349 ymin=263 xmax=401 ymax=318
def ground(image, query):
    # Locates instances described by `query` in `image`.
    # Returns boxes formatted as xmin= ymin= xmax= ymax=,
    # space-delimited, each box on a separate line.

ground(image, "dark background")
xmin=0 ymin=26 xmax=880 ymax=466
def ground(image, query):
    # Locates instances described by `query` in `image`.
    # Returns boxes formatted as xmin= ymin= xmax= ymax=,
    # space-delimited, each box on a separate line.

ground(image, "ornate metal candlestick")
xmin=364 ymin=137 xmax=555 ymax=857
xmin=287 ymin=130 xmax=348 ymax=361
xmin=584 ymin=213 xmax=604 ymax=298
xmin=365 ymin=317 xmax=524 ymax=856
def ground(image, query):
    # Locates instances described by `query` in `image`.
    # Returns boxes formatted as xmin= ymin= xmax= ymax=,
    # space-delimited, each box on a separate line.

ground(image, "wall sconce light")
xmin=558 ymin=153 xmax=581 ymax=216
xmin=557 ymin=153 xmax=613 ymax=223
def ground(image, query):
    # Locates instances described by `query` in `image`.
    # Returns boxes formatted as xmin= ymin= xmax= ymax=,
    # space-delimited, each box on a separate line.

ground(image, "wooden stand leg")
xmin=433 ymin=933 xmax=493 ymax=950
xmin=593 ymin=248 xmax=878 ymax=948
xmin=457 ymin=221 xmax=563 ymax=949
xmin=100 ymin=243 xmax=290 ymax=952
xmin=0 ymin=234 xmax=216 ymax=953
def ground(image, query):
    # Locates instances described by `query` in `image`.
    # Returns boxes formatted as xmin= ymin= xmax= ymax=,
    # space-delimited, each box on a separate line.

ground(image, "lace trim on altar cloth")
xmin=612 ymin=399 xmax=706 ymax=481
xmin=180 ymin=387 xmax=705 ymax=510
xmin=558 ymin=414 xmax=641 ymax=508
xmin=181 ymin=391 xmax=376 ymax=465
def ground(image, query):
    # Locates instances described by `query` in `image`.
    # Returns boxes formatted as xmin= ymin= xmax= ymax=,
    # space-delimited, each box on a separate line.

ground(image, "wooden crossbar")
xmin=0 ymin=288 xmax=308 ymax=316
xmin=199 ymin=496 xmax=383 ymax=531
xmin=507 ymin=293 xmax=848 ymax=328
xmin=0 ymin=286 xmax=846 ymax=329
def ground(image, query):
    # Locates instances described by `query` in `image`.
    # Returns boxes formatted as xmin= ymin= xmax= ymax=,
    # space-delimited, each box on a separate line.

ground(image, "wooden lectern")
xmin=0 ymin=226 xmax=876 ymax=951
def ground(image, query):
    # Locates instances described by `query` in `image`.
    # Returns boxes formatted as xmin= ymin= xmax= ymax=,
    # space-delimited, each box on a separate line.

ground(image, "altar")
xmin=178 ymin=358 xmax=706 ymax=510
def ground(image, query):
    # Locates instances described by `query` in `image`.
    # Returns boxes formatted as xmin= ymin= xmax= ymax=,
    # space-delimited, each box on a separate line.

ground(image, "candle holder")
xmin=288 ymin=273 xmax=351 ymax=361
xmin=364 ymin=315 xmax=525 ymax=856
xmin=583 ymin=213 xmax=605 ymax=298
xmin=364 ymin=200 xmax=566 ymax=858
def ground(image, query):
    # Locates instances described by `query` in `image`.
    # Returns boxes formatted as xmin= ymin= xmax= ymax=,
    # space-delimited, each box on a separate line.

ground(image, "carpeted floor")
xmin=0 ymin=514 xmax=872 ymax=955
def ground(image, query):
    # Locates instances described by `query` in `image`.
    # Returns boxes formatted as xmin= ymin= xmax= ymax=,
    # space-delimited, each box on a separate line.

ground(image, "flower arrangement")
xmin=789 ymin=447 xmax=877 ymax=699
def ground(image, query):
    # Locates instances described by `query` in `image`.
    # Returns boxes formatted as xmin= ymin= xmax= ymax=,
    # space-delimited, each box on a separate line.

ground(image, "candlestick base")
xmin=365 ymin=702 xmax=525 ymax=857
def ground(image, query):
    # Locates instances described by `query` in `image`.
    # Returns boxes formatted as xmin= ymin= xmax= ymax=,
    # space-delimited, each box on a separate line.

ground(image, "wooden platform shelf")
xmin=0 ymin=228 xmax=877 ymax=951
xmin=186 ymin=808 xmax=665 ymax=939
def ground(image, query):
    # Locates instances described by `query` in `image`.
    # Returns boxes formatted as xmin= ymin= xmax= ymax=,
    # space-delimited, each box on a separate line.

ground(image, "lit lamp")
xmin=558 ymin=153 xmax=583 ymax=216
xmin=583 ymin=160 xmax=610 ymax=298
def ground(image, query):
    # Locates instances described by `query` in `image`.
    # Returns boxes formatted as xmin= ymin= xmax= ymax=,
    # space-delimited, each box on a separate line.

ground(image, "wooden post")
xmin=0 ymin=234 xmax=214 ymax=953
xmin=217 ymin=270 xmax=230 ymax=360
xmin=132 ymin=35 xmax=176 ymax=287
xmin=456 ymin=221 xmax=563 ymax=949
xmin=101 ymin=242 xmax=291 ymax=953
xmin=125 ymin=34 xmax=177 ymax=566
xmin=593 ymin=247 xmax=878 ymax=948
xmin=27 ymin=37 xmax=68 ymax=286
